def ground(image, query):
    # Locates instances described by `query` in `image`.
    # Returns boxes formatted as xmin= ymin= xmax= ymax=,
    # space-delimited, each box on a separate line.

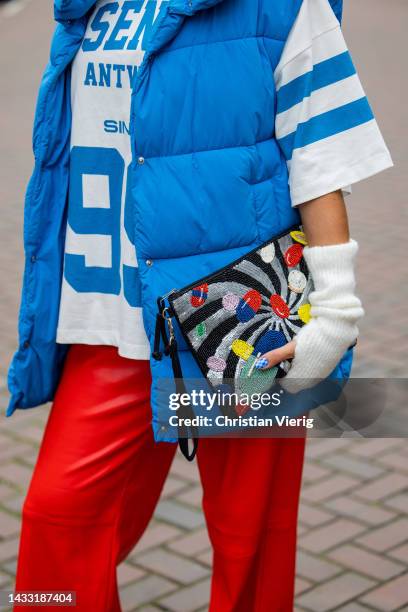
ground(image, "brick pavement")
xmin=1 ymin=407 xmax=408 ymax=611
xmin=0 ymin=0 xmax=407 ymax=610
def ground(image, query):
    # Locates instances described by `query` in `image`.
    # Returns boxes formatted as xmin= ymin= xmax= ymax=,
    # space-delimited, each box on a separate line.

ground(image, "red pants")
xmin=15 ymin=345 xmax=306 ymax=611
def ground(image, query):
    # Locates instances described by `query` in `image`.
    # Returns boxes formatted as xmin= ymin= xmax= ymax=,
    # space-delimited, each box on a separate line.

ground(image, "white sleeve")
xmin=274 ymin=0 xmax=393 ymax=207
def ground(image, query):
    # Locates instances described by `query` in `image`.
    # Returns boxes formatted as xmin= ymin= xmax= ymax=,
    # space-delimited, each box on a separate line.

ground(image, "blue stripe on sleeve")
xmin=277 ymin=96 xmax=374 ymax=160
xmin=276 ymin=51 xmax=356 ymax=115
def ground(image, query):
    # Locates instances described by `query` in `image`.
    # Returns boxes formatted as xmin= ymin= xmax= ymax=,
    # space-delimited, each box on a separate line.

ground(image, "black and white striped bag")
xmin=154 ymin=224 xmax=313 ymax=459
xmin=157 ymin=224 xmax=313 ymax=394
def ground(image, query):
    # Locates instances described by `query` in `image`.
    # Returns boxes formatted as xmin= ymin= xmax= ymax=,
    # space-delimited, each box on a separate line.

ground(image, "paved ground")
xmin=0 ymin=0 xmax=407 ymax=610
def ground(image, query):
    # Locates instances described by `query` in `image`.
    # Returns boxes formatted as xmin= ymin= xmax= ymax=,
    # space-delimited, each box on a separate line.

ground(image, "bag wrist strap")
xmin=154 ymin=298 xmax=199 ymax=461
xmin=168 ymin=338 xmax=199 ymax=461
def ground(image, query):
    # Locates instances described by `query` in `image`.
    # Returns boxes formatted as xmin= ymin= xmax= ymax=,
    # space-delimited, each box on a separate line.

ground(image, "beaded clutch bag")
xmin=154 ymin=224 xmax=313 ymax=459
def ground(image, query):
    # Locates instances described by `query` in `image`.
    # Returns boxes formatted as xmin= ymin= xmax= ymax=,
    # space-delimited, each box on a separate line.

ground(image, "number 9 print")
xmin=65 ymin=146 xmax=141 ymax=307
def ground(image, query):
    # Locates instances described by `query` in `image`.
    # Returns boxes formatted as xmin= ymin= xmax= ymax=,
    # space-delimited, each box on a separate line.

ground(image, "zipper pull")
xmin=161 ymin=307 xmax=175 ymax=356
xmin=153 ymin=296 xmax=168 ymax=360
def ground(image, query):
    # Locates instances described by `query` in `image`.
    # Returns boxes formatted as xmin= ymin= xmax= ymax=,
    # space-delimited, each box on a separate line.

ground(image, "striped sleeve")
xmin=274 ymin=0 xmax=393 ymax=207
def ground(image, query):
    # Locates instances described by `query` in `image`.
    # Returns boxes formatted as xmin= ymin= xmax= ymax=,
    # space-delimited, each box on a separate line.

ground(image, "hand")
xmin=254 ymin=239 xmax=364 ymax=394
xmin=254 ymin=317 xmax=358 ymax=394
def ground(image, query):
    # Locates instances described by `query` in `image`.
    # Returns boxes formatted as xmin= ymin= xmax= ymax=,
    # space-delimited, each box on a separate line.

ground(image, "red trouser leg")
xmin=14 ymin=345 xmax=176 ymax=612
xmin=14 ymin=343 xmax=306 ymax=611
xmin=197 ymin=434 xmax=306 ymax=612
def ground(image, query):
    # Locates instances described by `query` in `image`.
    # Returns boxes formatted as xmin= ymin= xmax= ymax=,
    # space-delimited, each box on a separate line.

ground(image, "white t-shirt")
xmin=56 ymin=0 xmax=168 ymax=360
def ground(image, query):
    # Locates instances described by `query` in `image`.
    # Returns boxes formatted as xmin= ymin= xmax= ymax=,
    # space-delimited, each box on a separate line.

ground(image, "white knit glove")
xmin=280 ymin=239 xmax=365 ymax=394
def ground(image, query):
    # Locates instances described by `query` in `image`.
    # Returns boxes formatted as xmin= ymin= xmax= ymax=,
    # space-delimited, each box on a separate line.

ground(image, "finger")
xmin=254 ymin=340 xmax=296 ymax=370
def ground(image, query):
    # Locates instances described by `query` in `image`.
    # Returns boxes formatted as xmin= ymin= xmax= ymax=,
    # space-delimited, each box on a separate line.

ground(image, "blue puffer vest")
xmin=6 ymin=0 xmax=351 ymax=442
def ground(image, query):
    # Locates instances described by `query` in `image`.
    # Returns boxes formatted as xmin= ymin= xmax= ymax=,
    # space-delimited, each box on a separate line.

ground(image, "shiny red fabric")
xmin=14 ymin=344 xmax=306 ymax=611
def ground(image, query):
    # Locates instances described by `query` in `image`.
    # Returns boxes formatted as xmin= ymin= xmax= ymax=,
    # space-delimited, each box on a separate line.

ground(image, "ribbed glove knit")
xmin=281 ymin=239 xmax=365 ymax=394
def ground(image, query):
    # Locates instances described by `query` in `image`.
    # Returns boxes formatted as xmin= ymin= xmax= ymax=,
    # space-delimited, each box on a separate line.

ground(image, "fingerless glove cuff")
xmin=303 ymin=239 xmax=365 ymax=323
